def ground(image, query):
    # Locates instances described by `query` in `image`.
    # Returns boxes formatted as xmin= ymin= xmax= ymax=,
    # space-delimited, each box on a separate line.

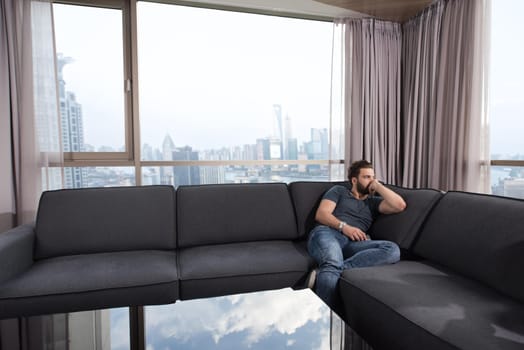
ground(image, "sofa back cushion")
xmin=288 ymin=181 xmax=349 ymax=239
xmin=35 ymin=186 xmax=176 ymax=259
xmin=177 ymin=183 xmax=297 ymax=248
xmin=413 ymin=191 xmax=524 ymax=303
xmin=368 ymin=185 xmax=444 ymax=251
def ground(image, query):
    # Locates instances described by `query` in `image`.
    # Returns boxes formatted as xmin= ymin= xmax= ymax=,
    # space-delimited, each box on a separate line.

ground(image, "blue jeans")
xmin=307 ymin=225 xmax=400 ymax=311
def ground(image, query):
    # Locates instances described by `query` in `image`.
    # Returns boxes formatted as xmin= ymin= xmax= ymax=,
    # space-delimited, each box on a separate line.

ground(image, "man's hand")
xmin=367 ymin=179 xmax=383 ymax=195
xmin=342 ymin=224 xmax=368 ymax=241
xmin=370 ymin=180 xmax=407 ymax=214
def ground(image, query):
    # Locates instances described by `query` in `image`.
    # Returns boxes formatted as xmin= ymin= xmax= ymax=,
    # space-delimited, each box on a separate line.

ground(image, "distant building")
xmin=173 ymin=146 xmax=200 ymax=187
xmin=284 ymin=114 xmax=293 ymax=160
xmin=502 ymin=179 xmax=524 ymax=199
xmin=57 ymin=54 xmax=87 ymax=188
xmin=272 ymin=104 xmax=284 ymax=159
xmin=307 ymin=128 xmax=328 ymax=160
xmin=256 ymin=138 xmax=270 ymax=161
xmin=160 ymin=134 xmax=176 ymax=185
xmin=243 ymin=144 xmax=257 ymax=161
xmin=269 ymin=138 xmax=282 ymax=160
xmin=200 ymin=166 xmax=225 ymax=184
xmin=287 ymin=138 xmax=298 ymax=161
xmin=142 ymin=143 xmax=154 ymax=161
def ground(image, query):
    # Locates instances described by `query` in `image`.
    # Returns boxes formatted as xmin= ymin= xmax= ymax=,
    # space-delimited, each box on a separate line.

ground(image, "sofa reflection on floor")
xmin=1 ymin=182 xmax=524 ymax=350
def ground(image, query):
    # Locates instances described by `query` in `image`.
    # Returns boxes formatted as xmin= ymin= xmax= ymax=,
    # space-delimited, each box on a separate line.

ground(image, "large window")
xmin=53 ymin=1 xmax=340 ymax=188
xmin=490 ymin=0 xmax=524 ymax=198
xmin=137 ymin=3 xmax=337 ymax=186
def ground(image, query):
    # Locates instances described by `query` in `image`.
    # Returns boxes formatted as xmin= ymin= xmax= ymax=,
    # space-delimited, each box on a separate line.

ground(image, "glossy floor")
xmin=0 ymin=288 xmax=370 ymax=349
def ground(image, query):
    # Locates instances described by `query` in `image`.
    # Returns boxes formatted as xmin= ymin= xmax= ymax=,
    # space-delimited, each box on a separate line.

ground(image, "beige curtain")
xmin=0 ymin=1 xmax=15 ymax=231
xmin=333 ymin=18 xmax=402 ymax=184
xmin=401 ymin=0 xmax=490 ymax=192
xmin=0 ymin=0 xmax=62 ymax=227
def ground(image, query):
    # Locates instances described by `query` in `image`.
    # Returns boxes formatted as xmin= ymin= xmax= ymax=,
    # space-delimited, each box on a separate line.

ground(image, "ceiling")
xmin=173 ymin=0 xmax=435 ymax=22
xmin=166 ymin=0 xmax=364 ymax=19
xmin=314 ymin=0 xmax=435 ymax=22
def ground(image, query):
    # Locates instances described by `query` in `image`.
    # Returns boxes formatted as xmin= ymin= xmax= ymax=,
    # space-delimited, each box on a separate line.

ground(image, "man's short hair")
xmin=348 ymin=160 xmax=373 ymax=180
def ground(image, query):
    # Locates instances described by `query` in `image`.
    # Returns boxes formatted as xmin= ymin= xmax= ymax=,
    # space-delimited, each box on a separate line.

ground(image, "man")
xmin=307 ymin=160 xmax=406 ymax=312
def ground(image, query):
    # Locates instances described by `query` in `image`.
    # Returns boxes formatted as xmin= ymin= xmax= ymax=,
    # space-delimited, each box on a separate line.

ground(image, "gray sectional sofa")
xmin=340 ymin=187 xmax=524 ymax=350
xmin=0 ymin=183 xmax=315 ymax=319
xmin=1 ymin=182 xmax=523 ymax=350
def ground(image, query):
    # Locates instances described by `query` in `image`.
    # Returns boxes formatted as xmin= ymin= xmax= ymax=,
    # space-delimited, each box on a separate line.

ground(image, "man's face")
xmin=352 ymin=168 xmax=375 ymax=195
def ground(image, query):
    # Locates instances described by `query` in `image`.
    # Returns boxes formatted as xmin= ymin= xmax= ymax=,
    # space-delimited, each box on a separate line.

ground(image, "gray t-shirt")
xmin=322 ymin=185 xmax=382 ymax=232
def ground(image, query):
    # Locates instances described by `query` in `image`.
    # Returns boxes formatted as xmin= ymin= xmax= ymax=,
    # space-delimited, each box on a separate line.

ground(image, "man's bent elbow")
xmin=396 ymin=200 xmax=407 ymax=213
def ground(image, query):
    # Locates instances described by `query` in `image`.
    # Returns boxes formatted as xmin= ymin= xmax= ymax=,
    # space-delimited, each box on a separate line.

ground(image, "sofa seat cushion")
xmin=0 ymin=250 xmax=178 ymax=319
xmin=178 ymin=241 xmax=314 ymax=300
xmin=339 ymin=261 xmax=524 ymax=350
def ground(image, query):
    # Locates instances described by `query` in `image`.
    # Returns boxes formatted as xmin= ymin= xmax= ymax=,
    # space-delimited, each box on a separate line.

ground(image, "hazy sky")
xmin=54 ymin=1 xmax=523 ymax=156
xmin=54 ymin=4 xmax=127 ymax=149
xmin=137 ymin=2 xmax=333 ymax=152
xmin=489 ymin=0 xmax=524 ymax=156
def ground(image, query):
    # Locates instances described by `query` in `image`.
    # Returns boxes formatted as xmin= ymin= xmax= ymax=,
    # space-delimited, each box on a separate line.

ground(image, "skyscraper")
xmin=173 ymin=146 xmax=200 ymax=187
xmin=272 ymin=104 xmax=284 ymax=160
xmin=256 ymin=138 xmax=270 ymax=161
xmin=308 ymin=128 xmax=329 ymax=160
xmin=284 ymin=114 xmax=293 ymax=160
xmin=160 ymin=134 xmax=176 ymax=185
xmin=57 ymin=54 xmax=87 ymax=188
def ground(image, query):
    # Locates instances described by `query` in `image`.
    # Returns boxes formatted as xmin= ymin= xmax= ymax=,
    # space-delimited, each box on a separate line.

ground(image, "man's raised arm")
xmin=369 ymin=180 xmax=406 ymax=214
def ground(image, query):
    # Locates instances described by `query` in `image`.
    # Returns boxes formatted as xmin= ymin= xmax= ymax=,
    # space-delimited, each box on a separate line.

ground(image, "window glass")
xmin=491 ymin=166 xmax=524 ymax=199
xmin=490 ymin=0 xmax=524 ymax=160
xmin=137 ymin=3 xmax=335 ymax=181
xmin=143 ymin=165 xmax=332 ymax=187
xmin=64 ymin=167 xmax=135 ymax=188
xmin=489 ymin=0 xmax=524 ymax=197
xmin=53 ymin=4 xmax=126 ymax=152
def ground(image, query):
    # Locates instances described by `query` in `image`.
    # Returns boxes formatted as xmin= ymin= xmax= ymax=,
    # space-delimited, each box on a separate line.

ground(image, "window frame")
xmin=55 ymin=0 xmax=135 ymax=166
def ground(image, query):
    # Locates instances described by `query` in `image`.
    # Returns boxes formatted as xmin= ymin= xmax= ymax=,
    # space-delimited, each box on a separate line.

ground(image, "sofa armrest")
xmin=0 ymin=224 xmax=35 ymax=284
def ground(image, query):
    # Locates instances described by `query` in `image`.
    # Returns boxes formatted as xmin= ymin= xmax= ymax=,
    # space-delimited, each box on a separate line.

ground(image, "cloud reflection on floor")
xmin=144 ymin=288 xmax=331 ymax=350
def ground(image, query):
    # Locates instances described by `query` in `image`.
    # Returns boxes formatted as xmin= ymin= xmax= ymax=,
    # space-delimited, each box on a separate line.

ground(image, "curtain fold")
xmin=0 ymin=0 xmax=15 ymax=231
xmin=335 ymin=0 xmax=490 ymax=191
xmin=333 ymin=18 xmax=402 ymax=184
xmin=0 ymin=0 xmax=62 ymax=227
xmin=401 ymin=0 xmax=490 ymax=192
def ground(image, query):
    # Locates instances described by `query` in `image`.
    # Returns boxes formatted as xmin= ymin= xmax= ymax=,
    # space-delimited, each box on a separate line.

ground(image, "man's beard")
xmin=356 ymin=181 xmax=370 ymax=195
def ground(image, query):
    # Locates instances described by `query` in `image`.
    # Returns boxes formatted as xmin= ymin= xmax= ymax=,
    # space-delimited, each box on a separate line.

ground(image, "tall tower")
xmin=284 ymin=114 xmax=297 ymax=160
xmin=57 ymin=54 xmax=87 ymax=188
xmin=162 ymin=134 xmax=175 ymax=161
xmin=160 ymin=134 xmax=176 ymax=185
xmin=272 ymin=104 xmax=283 ymax=160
